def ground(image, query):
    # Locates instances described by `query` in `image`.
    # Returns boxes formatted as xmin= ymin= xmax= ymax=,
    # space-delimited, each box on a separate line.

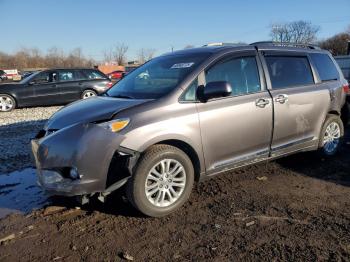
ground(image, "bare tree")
xmin=270 ymin=21 xmax=320 ymax=44
xmin=137 ymin=48 xmax=156 ymax=64
xmin=0 ymin=47 xmax=96 ymax=69
xmin=113 ymin=43 xmax=128 ymax=65
xmin=46 ymin=47 xmax=65 ymax=68
xmin=319 ymin=33 xmax=350 ymax=56
xmin=102 ymin=47 xmax=114 ymax=64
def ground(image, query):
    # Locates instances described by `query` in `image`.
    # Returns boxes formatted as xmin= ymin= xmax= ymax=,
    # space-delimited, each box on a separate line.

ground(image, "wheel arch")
xmin=152 ymin=139 xmax=202 ymax=182
xmin=328 ymin=110 xmax=340 ymax=116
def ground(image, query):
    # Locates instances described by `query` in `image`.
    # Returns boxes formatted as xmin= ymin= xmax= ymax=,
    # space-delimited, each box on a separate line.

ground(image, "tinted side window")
xmin=74 ymin=70 xmax=87 ymax=80
xmin=59 ymin=71 xmax=75 ymax=82
xmin=265 ymin=56 xmax=314 ymax=89
xmin=33 ymin=71 xmax=57 ymax=84
xmin=310 ymin=53 xmax=339 ymax=82
xmin=84 ymin=70 xmax=106 ymax=79
xmin=205 ymin=56 xmax=261 ymax=96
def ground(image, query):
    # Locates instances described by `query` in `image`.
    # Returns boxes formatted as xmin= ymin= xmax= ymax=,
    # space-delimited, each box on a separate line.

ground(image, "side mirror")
xmin=197 ymin=81 xmax=232 ymax=102
xmin=28 ymin=81 xmax=35 ymax=85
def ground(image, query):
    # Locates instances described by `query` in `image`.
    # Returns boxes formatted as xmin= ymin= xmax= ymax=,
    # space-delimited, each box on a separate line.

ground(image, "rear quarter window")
xmin=265 ymin=56 xmax=314 ymax=89
xmin=310 ymin=53 xmax=339 ymax=82
xmin=84 ymin=70 xmax=107 ymax=80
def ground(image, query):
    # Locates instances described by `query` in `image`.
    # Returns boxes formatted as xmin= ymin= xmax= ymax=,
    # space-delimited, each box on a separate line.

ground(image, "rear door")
xmin=261 ymin=51 xmax=330 ymax=156
xmin=32 ymin=70 xmax=61 ymax=105
xmin=195 ymin=50 xmax=273 ymax=174
xmin=57 ymin=70 xmax=83 ymax=103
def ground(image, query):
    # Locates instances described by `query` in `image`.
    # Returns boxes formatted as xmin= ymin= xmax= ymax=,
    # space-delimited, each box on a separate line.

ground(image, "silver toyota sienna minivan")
xmin=32 ymin=42 xmax=348 ymax=217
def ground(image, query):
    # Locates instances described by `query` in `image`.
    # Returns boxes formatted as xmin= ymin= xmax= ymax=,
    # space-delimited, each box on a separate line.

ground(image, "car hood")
xmin=45 ymin=96 xmax=150 ymax=130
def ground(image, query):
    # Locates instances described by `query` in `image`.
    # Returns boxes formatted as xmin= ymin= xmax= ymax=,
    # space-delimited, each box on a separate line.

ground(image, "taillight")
xmin=343 ymin=84 xmax=349 ymax=94
xmin=106 ymin=82 xmax=113 ymax=88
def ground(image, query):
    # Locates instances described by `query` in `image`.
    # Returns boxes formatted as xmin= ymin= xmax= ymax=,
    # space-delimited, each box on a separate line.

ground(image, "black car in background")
xmin=335 ymin=56 xmax=350 ymax=82
xmin=0 ymin=68 xmax=112 ymax=112
xmin=0 ymin=70 xmax=7 ymax=82
xmin=335 ymin=56 xmax=350 ymax=124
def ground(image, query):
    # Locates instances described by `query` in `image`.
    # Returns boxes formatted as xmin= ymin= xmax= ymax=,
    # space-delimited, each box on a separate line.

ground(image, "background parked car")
xmin=0 ymin=70 xmax=7 ymax=82
xmin=0 ymin=68 xmax=112 ymax=112
xmin=106 ymin=70 xmax=125 ymax=81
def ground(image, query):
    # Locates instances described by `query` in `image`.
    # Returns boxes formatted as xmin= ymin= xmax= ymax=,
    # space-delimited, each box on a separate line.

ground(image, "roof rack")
xmin=203 ymin=42 xmax=246 ymax=47
xmin=250 ymin=41 xmax=320 ymax=50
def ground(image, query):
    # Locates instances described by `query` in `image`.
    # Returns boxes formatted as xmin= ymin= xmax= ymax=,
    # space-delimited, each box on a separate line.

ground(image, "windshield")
xmin=107 ymin=53 xmax=210 ymax=99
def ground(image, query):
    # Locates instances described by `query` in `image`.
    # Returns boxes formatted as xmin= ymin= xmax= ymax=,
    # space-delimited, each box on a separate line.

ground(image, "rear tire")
xmin=0 ymin=94 xmax=16 ymax=112
xmin=81 ymin=89 xmax=97 ymax=99
xmin=126 ymin=144 xmax=194 ymax=217
xmin=318 ymin=114 xmax=344 ymax=156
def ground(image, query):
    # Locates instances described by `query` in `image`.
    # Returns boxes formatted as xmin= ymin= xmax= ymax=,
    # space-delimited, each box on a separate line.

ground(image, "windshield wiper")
xmin=112 ymin=94 xmax=135 ymax=99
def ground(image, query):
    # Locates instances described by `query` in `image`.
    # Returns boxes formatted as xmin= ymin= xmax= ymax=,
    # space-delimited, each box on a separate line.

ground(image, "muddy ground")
xmin=0 ymin=109 xmax=349 ymax=261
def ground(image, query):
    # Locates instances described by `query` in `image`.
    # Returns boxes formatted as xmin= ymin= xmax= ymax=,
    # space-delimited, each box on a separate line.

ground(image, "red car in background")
xmin=106 ymin=70 xmax=125 ymax=81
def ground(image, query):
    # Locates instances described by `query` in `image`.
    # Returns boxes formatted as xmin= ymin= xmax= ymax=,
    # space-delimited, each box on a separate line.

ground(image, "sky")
xmin=1 ymin=0 xmax=349 ymax=61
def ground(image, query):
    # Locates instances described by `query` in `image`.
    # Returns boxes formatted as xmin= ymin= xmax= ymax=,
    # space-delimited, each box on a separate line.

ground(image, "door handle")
xmin=275 ymin=94 xmax=288 ymax=104
xmin=52 ymin=84 xmax=57 ymax=87
xmin=255 ymin=98 xmax=270 ymax=108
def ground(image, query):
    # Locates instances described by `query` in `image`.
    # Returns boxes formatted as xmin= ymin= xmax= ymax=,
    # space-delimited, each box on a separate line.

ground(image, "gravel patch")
xmin=0 ymin=107 xmax=61 ymax=173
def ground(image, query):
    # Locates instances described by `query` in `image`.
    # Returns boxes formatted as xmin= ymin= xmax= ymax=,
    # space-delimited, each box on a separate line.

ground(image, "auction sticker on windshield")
xmin=171 ymin=62 xmax=194 ymax=69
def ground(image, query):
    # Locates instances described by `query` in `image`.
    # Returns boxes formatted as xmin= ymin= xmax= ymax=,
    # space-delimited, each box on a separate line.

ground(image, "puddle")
xmin=0 ymin=168 xmax=50 ymax=218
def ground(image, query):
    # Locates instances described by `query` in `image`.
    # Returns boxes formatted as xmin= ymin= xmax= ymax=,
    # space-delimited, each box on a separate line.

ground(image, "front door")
xmin=196 ymin=52 xmax=273 ymax=174
xmin=262 ymin=52 xmax=330 ymax=156
xmin=32 ymin=71 xmax=61 ymax=105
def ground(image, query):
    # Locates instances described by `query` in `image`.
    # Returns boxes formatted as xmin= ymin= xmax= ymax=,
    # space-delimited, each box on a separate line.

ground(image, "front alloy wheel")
xmin=0 ymin=95 xmax=15 ymax=112
xmin=127 ymin=145 xmax=194 ymax=217
xmin=145 ymin=159 xmax=186 ymax=207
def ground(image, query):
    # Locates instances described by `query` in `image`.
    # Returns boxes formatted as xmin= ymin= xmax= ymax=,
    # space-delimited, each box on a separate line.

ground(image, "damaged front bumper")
xmin=31 ymin=122 xmax=138 ymax=197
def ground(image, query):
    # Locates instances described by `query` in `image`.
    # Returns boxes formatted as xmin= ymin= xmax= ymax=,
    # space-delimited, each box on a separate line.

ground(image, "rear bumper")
xmin=31 ymin=122 xmax=128 ymax=196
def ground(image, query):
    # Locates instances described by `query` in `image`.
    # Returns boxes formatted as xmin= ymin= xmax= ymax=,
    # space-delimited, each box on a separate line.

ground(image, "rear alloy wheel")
xmin=319 ymin=115 xmax=344 ymax=156
xmin=127 ymin=145 xmax=194 ymax=217
xmin=81 ymin=90 xmax=97 ymax=99
xmin=0 ymin=95 xmax=16 ymax=112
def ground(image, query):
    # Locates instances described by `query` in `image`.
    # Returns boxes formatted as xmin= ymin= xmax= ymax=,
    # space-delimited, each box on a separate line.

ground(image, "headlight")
xmin=98 ymin=118 xmax=130 ymax=133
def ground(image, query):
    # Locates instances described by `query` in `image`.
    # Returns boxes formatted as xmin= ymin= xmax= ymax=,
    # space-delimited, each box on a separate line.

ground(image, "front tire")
xmin=127 ymin=145 xmax=194 ymax=217
xmin=319 ymin=115 xmax=344 ymax=156
xmin=0 ymin=94 xmax=16 ymax=112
